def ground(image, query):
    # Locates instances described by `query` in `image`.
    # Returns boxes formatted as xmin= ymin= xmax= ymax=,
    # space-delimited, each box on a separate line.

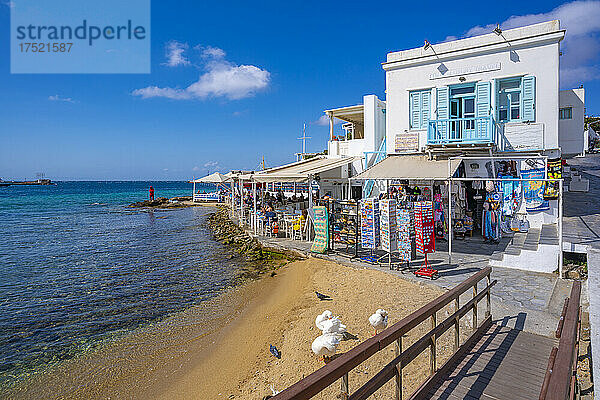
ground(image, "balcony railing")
xmin=427 ymin=115 xmax=495 ymax=146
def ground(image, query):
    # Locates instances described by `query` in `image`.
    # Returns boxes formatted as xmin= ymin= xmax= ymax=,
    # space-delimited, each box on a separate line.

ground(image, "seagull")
xmin=368 ymin=309 xmax=388 ymax=335
xmin=311 ymin=333 xmax=341 ymax=363
xmin=263 ymin=384 xmax=280 ymax=399
xmin=315 ymin=291 xmax=332 ymax=301
xmin=315 ymin=310 xmax=333 ymax=330
xmin=270 ymin=344 xmax=281 ymax=359
xmin=321 ymin=316 xmax=347 ymax=335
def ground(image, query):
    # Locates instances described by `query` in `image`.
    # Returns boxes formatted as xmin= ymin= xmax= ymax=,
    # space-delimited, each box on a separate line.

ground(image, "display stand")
xmin=378 ymin=199 xmax=398 ymax=269
xmin=414 ymin=201 xmax=438 ymax=279
xmin=396 ymin=208 xmax=415 ymax=272
xmin=329 ymin=199 xmax=360 ymax=258
xmin=360 ymin=198 xmax=380 ymax=264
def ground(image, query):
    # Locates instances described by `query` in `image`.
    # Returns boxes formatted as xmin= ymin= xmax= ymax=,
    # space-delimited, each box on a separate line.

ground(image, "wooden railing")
xmin=539 ymin=281 xmax=582 ymax=400
xmin=272 ymin=267 xmax=496 ymax=400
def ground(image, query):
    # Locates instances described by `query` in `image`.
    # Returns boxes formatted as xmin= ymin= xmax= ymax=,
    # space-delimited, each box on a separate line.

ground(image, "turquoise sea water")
xmin=0 ymin=181 xmax=243 ymax=390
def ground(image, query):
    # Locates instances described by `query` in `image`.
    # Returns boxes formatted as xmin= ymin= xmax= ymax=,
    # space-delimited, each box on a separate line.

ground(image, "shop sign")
xmin=395 ymin=132 xmax=419 ymax=152
xmin=504 ymin=123 xmax=544 ymax=151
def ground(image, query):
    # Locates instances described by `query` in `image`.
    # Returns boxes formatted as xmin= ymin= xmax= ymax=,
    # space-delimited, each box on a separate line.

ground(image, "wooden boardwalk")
xmin=426 ymin=323 xmax=558 ymax=400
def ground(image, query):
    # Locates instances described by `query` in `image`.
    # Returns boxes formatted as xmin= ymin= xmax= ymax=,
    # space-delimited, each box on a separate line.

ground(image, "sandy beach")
xmin=10 ymin=258 xmax=459 ymax=400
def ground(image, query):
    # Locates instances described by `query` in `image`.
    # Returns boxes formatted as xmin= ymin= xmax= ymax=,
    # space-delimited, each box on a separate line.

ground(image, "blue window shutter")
xmin=475 ymin=81 xmax=491 ymax=117
xmin=522 ymin=76 xmax=536 ymax=122
xmin=410 ymin=92 xmax=421 ymax=129
xmin=436 ymin=87 xmax=449 ymax=119
xmin=436 ymin=87 xmax=449 ymax=137
xmin=421 ymin=91 xmax=431 ymax=129
xmin=475 ymin=82 xmax=491 ymax=139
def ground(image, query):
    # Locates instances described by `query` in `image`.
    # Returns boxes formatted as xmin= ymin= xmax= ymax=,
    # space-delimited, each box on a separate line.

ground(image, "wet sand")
xmin=10 ymin=258 xmax=458 ymax=399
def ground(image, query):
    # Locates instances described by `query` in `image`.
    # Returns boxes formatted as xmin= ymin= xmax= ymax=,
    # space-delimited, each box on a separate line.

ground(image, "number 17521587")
xmin=19 ymin=43 xmax=73 ymax=52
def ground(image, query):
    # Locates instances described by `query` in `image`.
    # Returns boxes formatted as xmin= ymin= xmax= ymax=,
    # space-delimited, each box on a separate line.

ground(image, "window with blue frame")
xmin=409 ymin=89 xmax=431 ymax=130
xmin=496 ymin=76 xmax=536 ymax=123
xmin=559 ymin=107 xmax=573 ymax=120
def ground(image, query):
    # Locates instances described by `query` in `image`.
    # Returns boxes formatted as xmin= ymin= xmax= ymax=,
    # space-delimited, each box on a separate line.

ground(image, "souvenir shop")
xmin=347 ymin=154 xmax=563 ymax=273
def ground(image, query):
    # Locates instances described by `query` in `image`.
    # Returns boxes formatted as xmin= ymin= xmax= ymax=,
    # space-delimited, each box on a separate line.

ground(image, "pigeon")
xmin=315 ymin=291 xmax=332 ymax=301
xmin=341 ymin=331 xmax=359 ymax=341
xmin=270 ymin=344 xmax=281 ymax=359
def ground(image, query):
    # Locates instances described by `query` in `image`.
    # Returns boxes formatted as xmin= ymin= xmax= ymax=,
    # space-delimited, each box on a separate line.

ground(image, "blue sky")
xmin=1 ymin=0 xmax=599 ymax=180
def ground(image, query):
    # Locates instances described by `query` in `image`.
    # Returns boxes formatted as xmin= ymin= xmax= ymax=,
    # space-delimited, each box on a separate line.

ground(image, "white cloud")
xmin=313 ymin=115 xmax=343 ymax=126
xmin=48 ymin=95 xmax=75 ymax=103
xmin=192 ymin=166 xmax=201 ymax=172
xmin=134 ymin=45 xmax=270 ymax=100
xmin=450 ymin=1 xmax=600 ymax=87
xmin=204 ymin=161 xmax=219 ymax=168
xmin=163 ymin=41 xmax=190 ymax=67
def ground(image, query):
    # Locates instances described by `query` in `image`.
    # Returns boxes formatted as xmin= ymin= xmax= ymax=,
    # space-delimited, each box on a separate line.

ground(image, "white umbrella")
xmin=191 ymin=172 xmax=231 ymax=183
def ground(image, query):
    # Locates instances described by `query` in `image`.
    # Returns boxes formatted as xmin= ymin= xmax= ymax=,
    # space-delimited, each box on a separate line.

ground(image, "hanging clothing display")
xmin=482 ymin=192 xmax=501 ymax=242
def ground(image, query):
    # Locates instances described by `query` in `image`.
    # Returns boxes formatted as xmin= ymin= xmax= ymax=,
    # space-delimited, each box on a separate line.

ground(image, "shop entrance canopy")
xmin=252 ymin=156 xmax=359 ymax=183
xmin=351 ymin=155 xmax=462 ymax=180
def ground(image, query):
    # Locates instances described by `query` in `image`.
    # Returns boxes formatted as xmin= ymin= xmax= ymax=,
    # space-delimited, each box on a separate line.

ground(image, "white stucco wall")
xmin=559 ymin=88 xmax=585 ymax=157
xmin=384 ymin=20 xmax=563 ymax=155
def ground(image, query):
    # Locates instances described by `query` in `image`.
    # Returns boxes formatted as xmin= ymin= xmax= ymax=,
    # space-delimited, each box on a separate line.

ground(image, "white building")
xmin=559 ymin=87 xmax=586 ymax=157
xmin=384 ymin=20 xmax=564 ymax=156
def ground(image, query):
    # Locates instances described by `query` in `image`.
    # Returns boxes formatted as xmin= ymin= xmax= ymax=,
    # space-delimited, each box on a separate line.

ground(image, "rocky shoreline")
xmin=128 ymin=196 xmax=210 ymax=209
xmin=207 ymin=206 xmax=302 ymax=279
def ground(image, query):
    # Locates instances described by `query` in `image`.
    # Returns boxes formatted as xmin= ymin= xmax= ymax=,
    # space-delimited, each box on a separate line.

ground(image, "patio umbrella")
xmin=191 ymin=172 xmax=231 ymax=183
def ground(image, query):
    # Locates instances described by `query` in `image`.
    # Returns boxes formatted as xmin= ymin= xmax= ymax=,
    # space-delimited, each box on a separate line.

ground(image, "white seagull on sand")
xmin=315 ymin=310 xmax=333 ymax=330
xmin=368 ymin=309 xmax=388 ymax=335
xmin=321 ymin=316 xmax=347 ymax=335
xmin=311 ymin=333 xmax=341 ymax=362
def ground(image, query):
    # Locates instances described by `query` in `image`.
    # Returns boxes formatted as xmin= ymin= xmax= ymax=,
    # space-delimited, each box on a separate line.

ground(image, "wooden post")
xmin=454 ymin=297 xmax=460 ymax=352
xmin=472 ymin=284 xmax=478 ymax=330
xmin=395 ymin=337 xmax=403 ymax=400
xmin=340 ymin=372 xmax=349 ymax=399
xmin=430 ymin=312 xmax=437 ymax=374
xmin=486 ymin=274 xmax=491 ymax=318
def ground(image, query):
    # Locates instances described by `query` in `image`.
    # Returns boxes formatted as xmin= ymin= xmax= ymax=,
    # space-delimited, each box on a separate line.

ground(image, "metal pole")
xmin=193 ymin=180 xmax=195 ymax=202
xmin=559 ymin=179 xmax=564 ymax=278
xmin=308 ymin=175 xmax=313 ymax=209
xmin=230 ymin=180 xmax=234 ymax=218
xmin=448 ymin=179 xmax=452 ymax=266
xmin=253 ymin=181 xmax=257 ymax=234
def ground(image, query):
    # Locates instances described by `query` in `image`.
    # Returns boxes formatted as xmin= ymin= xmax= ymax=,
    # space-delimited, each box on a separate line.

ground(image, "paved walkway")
xmin=566 ymin=155 xmax=600 ymax=398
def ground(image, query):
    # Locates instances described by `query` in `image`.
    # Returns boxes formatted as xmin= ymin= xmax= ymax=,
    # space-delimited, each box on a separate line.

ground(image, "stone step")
xmin=539 ymin=223 xmax=559 ymax=245
xmin=522 ymin=228 xmax=541 ymax=251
